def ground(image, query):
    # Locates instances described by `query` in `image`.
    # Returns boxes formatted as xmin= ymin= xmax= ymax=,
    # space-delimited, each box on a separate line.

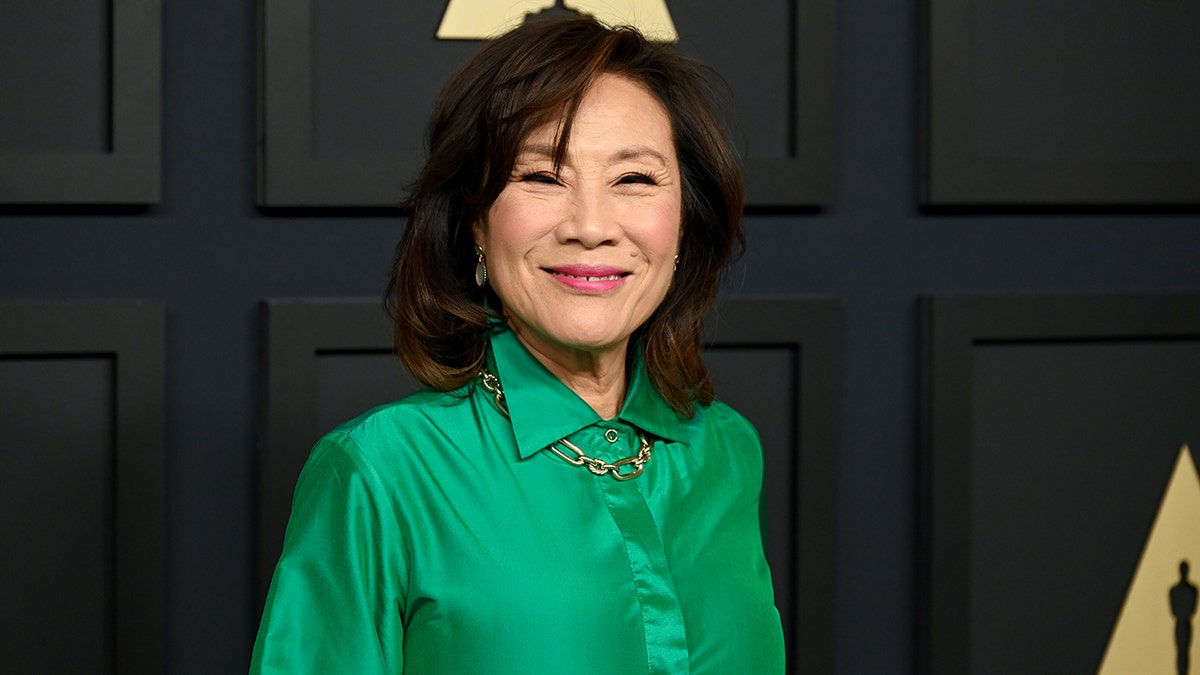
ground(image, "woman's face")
xmin=475 ymin=73 xmax=683 ymax=367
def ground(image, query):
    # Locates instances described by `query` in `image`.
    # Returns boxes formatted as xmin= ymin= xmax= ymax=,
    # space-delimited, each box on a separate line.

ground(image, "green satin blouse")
xmin=250 ymin=327 xmax=785 ymax=674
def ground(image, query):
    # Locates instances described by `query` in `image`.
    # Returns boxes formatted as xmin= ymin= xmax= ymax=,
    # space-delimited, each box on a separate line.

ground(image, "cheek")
xmin=641 ymin=206 xmax=683 ymax=260
xmin=481 ymin=200 xmax=522 ymax=261
xmin=483 ymin=192 xmax=555 ymax=257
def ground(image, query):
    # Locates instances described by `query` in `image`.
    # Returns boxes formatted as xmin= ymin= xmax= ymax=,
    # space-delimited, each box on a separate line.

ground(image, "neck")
xmin=508 ymin=322 xmax=628 ymax=419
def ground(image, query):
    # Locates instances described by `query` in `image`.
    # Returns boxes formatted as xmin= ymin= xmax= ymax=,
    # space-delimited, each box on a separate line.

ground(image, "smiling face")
xmin=474 ymin=73 xmax=683 ymax=372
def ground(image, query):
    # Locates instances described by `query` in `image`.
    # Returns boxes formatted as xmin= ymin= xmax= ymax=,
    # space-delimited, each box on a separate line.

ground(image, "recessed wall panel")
xmin=0 ymin=1 xmax=111 ymax=154
xmin=0 ymin=356 xmax=115 ymax=674
xmin=0 ymin=301 xmax=164 ymax=674
xmin=314 ymin=351 xmax=422 ymax=431
xmin=921 ymin=294 xmax=1200 ymax=674
xmin=0 ymin=1 xmax=160 ymax=203
xmin=922 ymin=0 xmax=1200 ymax=205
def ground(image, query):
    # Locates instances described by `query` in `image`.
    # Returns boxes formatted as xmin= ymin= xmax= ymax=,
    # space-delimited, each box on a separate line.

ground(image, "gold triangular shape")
xmin=566 ymin=0 xmax=677 ymax=42
xmin=436 ymin=0 xmax=551 ymax=40
xmin=1097 ymin=444 xmax=1200 ymax=674
xmin=437 ymin=0 xmax=678 ymax=42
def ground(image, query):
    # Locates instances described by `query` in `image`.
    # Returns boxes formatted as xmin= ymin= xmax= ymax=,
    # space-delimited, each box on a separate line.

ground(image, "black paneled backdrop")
xmin=1 ymin=1 xmax=1199 ymax=674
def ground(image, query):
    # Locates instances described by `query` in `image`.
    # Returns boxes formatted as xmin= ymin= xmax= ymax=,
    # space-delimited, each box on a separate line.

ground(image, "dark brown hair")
xmin=388 ymin=16 xmax=744 ymax=416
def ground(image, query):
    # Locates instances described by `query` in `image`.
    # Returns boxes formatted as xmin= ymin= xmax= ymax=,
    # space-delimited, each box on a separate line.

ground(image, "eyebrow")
xmin=516 ymin=143 xmax=557 ymax=159
xmin=612 ymin=147 xmax=670 ymax=167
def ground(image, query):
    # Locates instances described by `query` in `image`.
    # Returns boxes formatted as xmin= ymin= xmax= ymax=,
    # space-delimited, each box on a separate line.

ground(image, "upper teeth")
xmin=561 ymin=273 xmax=620 ymax=281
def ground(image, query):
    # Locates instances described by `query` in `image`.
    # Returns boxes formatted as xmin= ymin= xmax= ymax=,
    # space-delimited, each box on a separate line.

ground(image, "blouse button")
xmin=604 ymin=428 xmax=620 ymax=443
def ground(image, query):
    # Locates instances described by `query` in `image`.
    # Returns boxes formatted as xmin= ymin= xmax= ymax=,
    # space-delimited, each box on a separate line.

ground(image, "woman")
xmin=251 ymin=16 xmax=784 ymax=674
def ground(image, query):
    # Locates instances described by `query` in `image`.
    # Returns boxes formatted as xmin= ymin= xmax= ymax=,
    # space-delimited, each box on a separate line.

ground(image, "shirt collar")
xmin=486 ymin=326 xmax=689 ymax=459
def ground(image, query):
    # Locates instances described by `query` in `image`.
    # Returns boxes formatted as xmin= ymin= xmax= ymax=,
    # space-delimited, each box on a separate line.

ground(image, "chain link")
xmin=479 ymin=369 xmax=653 ymax=480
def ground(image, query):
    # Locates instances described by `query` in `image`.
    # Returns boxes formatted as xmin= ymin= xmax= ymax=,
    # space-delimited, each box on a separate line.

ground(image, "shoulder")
xmin=287 ymin=387 xmax=480 ymax=533
xmin=323 ymin=385 xmax=475 ymax=455
xmin=340 ymin=385 xmax=472 ymax=428
xmin=688 ymin=398 xmax=761 ymax=445
xmin=677 ymin=398 xmax=764 ymax=477
xmin=298 ymin=384 xmax=484 ymax=487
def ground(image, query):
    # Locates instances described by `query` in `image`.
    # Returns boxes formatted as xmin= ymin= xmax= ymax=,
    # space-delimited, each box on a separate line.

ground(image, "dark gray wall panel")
xmin=922 ymin=0 xmax=1200 ymax=205
xmin=1 ymin=357 xmax=115 ymax=674
xmin=920 ymin=294 xmax=1200 ymax=674
xmin=969 ymin=341 xmax=1199 ymax=673
xmin=0 ymin=1 xmax=111 ymax=154
xmin=0 ymin=0 xmax=161 ymax=204
xmin=0 ymin=301 xmax=165 ymax=675
xmin=314 ymin=352 xmax=422 ymax=432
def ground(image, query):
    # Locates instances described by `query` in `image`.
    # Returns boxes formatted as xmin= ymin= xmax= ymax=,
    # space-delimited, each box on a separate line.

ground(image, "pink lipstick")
xmin=545 ymin=264 xmax=629 ymax=293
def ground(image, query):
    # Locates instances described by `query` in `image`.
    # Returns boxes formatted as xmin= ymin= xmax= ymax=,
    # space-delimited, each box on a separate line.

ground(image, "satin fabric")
xmin=250 ymin=327 xmax=784 ymax=674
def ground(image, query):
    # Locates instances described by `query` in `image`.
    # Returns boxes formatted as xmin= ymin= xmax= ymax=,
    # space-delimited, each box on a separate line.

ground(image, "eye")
xmin=616 ymin=172 xmax=656 ymax=185
xmin=520 ymin=171 xmax=561 ymax=185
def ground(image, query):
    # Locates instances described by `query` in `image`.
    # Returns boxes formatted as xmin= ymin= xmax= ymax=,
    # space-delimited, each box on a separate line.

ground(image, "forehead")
xmin=521 ymin=73 xmax=675 ymax=157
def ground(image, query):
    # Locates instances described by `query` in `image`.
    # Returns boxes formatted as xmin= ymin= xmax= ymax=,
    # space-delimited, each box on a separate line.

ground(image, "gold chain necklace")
xmin=478 ymin=370 xmax=654 ymax=481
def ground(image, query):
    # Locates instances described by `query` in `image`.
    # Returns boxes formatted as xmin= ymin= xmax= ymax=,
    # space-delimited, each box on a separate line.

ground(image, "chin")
xmin=541 ymin=321 xmax=634 ymax=353
xmin=558 ymin=331 xmax=630 ymax=353
xmin=508 ymin=306 xmax=648 ymax=358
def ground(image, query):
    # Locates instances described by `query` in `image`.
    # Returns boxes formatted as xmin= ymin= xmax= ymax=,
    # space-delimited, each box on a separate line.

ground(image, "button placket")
xmin=594 ymin=461 xmax=690 ymax=673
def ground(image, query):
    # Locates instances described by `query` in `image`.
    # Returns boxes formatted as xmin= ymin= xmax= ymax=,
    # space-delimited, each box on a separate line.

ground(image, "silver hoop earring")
xmin=474 ymin=245 xmax=488 ymax=287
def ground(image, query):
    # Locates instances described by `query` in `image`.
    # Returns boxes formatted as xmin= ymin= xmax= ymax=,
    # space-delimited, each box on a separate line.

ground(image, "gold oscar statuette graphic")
xmin=437 ymin=0 xmax=677 ymax=42
xmin=1098 ymin=444 xmax=1200 ymax=674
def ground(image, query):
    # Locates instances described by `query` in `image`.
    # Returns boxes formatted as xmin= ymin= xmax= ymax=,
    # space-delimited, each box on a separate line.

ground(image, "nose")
xmin=557 ymin=187 xmax=621 ymax=248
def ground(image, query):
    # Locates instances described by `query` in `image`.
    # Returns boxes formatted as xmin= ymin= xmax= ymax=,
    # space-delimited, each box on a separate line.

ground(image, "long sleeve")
xmin=250 ymin=433 xmax=408 ymax=674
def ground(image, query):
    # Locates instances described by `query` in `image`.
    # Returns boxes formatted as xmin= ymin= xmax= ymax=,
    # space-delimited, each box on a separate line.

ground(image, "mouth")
xmin=544 ymin=265 xmax=631 ymax=291
xmin=551 ymin=271 xmax=627 ymax=281
xmin=545 ymin=265 xmax=630 ymax=280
